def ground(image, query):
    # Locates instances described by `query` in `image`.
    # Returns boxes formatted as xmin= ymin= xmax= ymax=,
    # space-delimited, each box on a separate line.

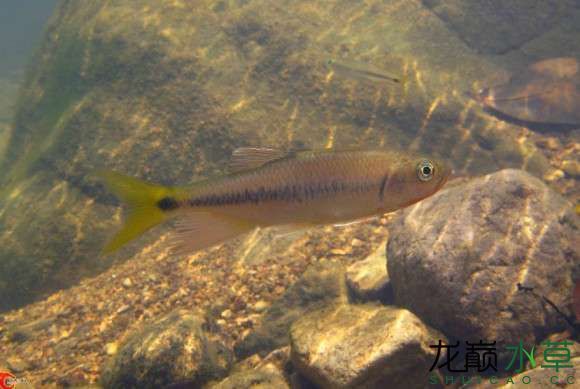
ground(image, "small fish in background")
xmin=471 ymin=57 xmax=580 ymax=132
xmin=326 ymin=58 xmax=402 ymax=85
xmin=98 ymin=148 xmax=450 ymax=254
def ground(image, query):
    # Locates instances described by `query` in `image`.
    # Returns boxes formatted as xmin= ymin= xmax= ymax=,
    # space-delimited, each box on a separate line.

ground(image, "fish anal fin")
xmin=230 ymin=147 xmax=288 ymax=172
xmin=333 ymin=216 xmax=378 ymax=228
xmin=170 ymin=211 xmax=254 ymax=254
xmin=270 ymin=223 xmax=313 ymax=238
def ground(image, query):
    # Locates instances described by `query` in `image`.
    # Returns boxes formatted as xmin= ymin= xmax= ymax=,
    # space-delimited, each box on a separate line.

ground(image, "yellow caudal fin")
xmin=97 ymin=170 xmax=175 ymax=254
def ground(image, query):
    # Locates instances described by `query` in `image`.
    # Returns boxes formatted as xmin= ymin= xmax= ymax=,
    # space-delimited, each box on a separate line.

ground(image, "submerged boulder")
xmin=290 ymin=303 xmax=445 ymax=389
xmin=423 ymin=0 xmax=574 ymax=55
xmin=100 ymin=309 xmax=232 ymax=389
xmin=388 ymin=169 xmax=580 ymax=348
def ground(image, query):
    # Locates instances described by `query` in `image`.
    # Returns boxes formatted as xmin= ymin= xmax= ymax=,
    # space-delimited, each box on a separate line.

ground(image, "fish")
xmin=326 ymin=59 xmax=401 ymax=84
xmin=98 ymin=148 xmax=450 ymax=254
xmin=471 ymin=57 xmax=580 ymax=132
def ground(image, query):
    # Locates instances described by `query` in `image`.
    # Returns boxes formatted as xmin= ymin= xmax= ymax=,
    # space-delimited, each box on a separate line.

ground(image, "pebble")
xmin=561 ymin=160 xmax=580 ymax=178
xmin=252 ymin=300 xmax=269 ymax=312
xmin=122 ymin=278 xmax=133 ymax=288
xmin=330 ymin=248 xmax=349 ymax=255
xmin=116 ymin=305 xmax=130 ymax=314
xmin=351 ymin=238 xmax=364 ymax=247
xmin=216 ymin=319 xmax=227 ymax=327
xmin=535 ymin=137 xmax=561 ymax=150
xmin=236 ymin=318 xmax=254 ymax=328
xmin=105 ymin=342 xmax=118 ymax=355
xmin=221 ymin=309 xmax=233 ymax=319
xmin=543 ymin=169 xmax=564 ymax=182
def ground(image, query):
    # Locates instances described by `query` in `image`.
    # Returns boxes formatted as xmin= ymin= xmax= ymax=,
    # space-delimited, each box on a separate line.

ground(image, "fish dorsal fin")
xmin=230 ymin=147 xmax=288 ymax=172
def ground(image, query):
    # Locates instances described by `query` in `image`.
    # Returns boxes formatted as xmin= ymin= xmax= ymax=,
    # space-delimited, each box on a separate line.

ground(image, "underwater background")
xmin=0 ymin=1 xmax=578 ymax=388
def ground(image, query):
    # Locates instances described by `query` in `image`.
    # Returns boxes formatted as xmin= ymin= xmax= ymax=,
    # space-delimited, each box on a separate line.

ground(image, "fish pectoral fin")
xmin=229 ymin=147 xmax=289 ymax=172
xmin=169 ymin=211 xmax=254 ymax=254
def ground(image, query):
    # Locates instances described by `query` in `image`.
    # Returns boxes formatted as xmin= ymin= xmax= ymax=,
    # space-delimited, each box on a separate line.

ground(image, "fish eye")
xmin=417 ymin=160 xmax=434 ymax=181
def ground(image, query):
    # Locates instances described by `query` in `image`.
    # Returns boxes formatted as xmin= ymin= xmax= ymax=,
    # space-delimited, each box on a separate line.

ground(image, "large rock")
xmin=388 ymin=169 xmax=580 ymax=349
xmin=290 ymin=304 xmax=445 ymax=389
xmin=235 ymin=261 xmax=348 ymax=359
xmin=100 ymin=309 xmax=232 ymax=389
xmin=0 ymin=0 xmax=565 ymax=311
xmin=423 ymin=0 xmax=576 ymax=55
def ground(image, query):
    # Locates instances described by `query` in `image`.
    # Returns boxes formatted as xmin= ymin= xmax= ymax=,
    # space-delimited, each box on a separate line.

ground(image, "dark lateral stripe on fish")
xmin=182 ymin=180 xmax=376 ymax=208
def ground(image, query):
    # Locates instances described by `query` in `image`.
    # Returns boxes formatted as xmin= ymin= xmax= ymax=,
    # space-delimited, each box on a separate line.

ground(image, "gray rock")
xmin=345 ymin=241 xmax=392 ymax=302
xmin=100 ymin=309 xmax=232 ymax=389
xmin=234 ymin=261 xmax=348 ymax=359
xmin=423 ymin=0 xmax=574 ymax=55
xmin=388 ymin=169 xmax=580 ymax=349
xmin=290 ymin=303 xmax=445 ymax=389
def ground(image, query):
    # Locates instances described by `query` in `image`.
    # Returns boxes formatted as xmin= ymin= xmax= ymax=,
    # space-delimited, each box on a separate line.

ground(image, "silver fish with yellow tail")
xmin=98 ymin=148 xmax=450 ymax=254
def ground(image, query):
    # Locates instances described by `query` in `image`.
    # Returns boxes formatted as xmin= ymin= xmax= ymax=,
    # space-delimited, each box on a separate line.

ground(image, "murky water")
xmin=0 ymin=1 xmax=578 ymax=388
